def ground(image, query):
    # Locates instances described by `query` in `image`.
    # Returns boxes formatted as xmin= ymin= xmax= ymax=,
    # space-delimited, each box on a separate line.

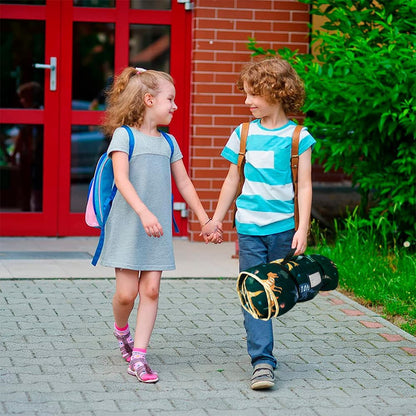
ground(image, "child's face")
xmin=243 ymin=82 xmax=279 ymax=120
xmin=151 ymin=79 xmax=177 ymax=125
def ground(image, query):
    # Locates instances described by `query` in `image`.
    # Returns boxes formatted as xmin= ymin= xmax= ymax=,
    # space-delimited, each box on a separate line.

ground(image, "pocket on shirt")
xmin=246 ymin=150 xmax=274 ymax=169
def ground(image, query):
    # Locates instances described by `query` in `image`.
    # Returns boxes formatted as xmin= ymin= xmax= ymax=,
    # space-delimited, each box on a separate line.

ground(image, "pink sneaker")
xmin=113 ymin=331 xmax=134 ymax=362
xmin=127 ymin=357 xmax=159 ymax=383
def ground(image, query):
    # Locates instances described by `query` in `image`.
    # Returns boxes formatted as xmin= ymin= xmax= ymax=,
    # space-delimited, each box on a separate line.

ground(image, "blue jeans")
xmin=238 ymin=229 xmax=294 ymax=369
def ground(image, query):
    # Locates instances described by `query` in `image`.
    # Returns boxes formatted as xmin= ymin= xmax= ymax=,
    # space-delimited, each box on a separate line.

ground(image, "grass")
xmin=307 ymin=216 xmax=416 ymax=336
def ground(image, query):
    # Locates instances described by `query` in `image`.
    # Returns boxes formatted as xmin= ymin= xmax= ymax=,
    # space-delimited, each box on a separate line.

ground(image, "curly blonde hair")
xmin=237 ymin=58 xmax=305 ymax=114
xmin=102 ymin=67 xmax=174 ymax=137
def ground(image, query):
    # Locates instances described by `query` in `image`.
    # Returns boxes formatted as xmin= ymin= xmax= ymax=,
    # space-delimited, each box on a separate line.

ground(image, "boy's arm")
xmin=292 ymin=147 xmax=312 ymax=254
xmin=171 ymin=159 xmax=211 ymax=237
xmin=212 ymin=163 xmax=240 ymax=224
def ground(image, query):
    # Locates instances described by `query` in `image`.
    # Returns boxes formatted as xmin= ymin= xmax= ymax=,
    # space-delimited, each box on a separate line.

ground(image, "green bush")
xmin=249 ymin=0 xmax=416 ymax=244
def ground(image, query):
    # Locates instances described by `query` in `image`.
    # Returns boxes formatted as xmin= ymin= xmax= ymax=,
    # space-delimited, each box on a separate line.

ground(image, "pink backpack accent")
xmin=85 ymin=189 xmax=99 ymax=228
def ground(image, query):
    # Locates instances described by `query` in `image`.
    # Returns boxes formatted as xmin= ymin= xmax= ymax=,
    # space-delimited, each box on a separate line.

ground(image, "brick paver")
xmin=0 ymin=278 xmax=415 ymax=416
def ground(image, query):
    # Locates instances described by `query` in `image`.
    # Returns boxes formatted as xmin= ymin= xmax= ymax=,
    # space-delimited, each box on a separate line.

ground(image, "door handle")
xmin=34 ymin=57 xmax=57 ymax=91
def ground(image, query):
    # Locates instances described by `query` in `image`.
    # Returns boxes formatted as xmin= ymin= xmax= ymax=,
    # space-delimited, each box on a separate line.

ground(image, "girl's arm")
xmin=203 ymin=163 xmax=240 ymax=241
xmin=112 ymin=151 xmax=164 ymax=237
xmin=292 ymin=147 xmax=312 ymax=255
xmin=171 ymin=159 xmax=211 ymax=237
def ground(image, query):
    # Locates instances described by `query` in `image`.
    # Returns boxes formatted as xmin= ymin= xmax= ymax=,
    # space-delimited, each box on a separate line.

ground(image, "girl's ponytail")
xmin=109 ymin=68 xmax=137 ymax=103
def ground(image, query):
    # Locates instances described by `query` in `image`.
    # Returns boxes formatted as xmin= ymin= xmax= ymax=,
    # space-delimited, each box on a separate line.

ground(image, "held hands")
xmin=200 ymin=219 xmax=223 ymax=244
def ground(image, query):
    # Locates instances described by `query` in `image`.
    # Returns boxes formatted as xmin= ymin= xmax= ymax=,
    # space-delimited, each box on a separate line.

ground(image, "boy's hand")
xmin=292 ymin=229 xmax=308 ymax=255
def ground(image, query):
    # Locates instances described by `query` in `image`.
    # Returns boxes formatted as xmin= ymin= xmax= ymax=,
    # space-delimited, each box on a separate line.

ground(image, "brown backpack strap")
xmin=291 ymin=125 xmax=302 ymax=231
xmin=233 ymin=122 xmax=250 ymax=227
xmin=237 ymin=122 xmax=250 ymax=172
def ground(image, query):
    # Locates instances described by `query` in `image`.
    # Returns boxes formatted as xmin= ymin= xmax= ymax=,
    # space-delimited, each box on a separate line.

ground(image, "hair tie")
xmin=136 ymin=67 xmax=147 ymax=74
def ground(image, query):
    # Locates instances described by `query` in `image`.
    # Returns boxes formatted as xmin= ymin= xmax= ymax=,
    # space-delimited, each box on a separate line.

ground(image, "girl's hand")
xmin=139 ymin=209 xmax=164 ymax=238
xmin=291 ymin=228 xmax=308 ymax=255
xmin=200 ymin=220 xmax=223 ymax=244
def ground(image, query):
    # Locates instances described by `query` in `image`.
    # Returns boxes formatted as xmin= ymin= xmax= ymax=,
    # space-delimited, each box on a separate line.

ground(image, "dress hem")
xmin=100 ymin=262 xmax=176 ymax=271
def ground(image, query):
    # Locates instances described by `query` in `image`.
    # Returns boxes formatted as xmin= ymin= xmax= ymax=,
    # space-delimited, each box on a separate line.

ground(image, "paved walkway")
xmin=0 ymin=237 xmax=415 ymax=416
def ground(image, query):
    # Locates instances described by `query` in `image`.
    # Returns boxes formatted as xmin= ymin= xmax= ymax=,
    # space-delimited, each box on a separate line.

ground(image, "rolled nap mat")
xmin=236 ymin=254 xmax=338 ymax=320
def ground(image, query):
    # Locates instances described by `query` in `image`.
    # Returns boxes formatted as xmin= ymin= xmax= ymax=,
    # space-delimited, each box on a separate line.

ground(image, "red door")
xmin=0 ymin=0 xmax=191 ymax=237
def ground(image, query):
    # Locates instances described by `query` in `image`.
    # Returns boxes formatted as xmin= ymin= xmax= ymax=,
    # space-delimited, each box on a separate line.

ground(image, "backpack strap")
xmin=291 ymin=124 xmax=302 ymax=231
xmin=232 ymin=122 xmax=250 ymax=228
xmin=237 ymin=122 xmax=250 ymax=172
xmin=160 ymin=130 xmax=174 ymax=158
xmin=160 ymin=130 xmax=179 ymax=233
xmin=91 ymin=125 xmax=135 ymax=266
xmin=104 ymin=126 xmax=135 ymax=205
xmin=107 ymin=125 xmax=135 ymax=200
xmin=104 ymin=126 xmax=134 ymax=218
xmin=124 ymin=125 xmax=135 ymax=158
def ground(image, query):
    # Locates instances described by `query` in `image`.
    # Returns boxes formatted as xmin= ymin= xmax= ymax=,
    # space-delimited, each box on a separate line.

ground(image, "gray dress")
xmin=100 ymin=126 xmax=182 ymax=270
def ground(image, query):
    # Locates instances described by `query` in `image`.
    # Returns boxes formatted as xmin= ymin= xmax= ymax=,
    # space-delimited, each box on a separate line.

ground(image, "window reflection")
xmin=130 ymin=25 xmax=170 ymax=72
xmin=0 ymin=122 xmax=44 ymax=212
xmin=72 ymin=22 xmax=115 ymax=110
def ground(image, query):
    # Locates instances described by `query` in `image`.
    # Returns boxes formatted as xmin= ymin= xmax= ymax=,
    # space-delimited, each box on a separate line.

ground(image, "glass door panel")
xmin=72 ymin=22 xmax=115 ymax=110
xmin=0 ymin=1 xmax=45 ymax=4
xmin=129 ymin=24 xmax=170 ymax=71
xmin=0 ymin=19 xmax=45 ymax=213
xmin=0 ymin=19 xmax=45 ymax=108
xmin=0 ymin=123 xmax=43 ymax=212
xmin=73 ymin=0 xmax=115 ymax=7
xmin=70 ymin=22 xmax=114 ymax=213
xmin=130 ymin=0 xmax=171 ymax=10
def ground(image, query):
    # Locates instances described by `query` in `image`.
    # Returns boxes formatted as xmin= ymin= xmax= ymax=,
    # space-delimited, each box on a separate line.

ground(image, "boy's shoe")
xmin=127 ymin=357 xmax=159 ymax=383
xmin=113 ymin=331 xmax=134 ymax=362
xmin=250 ymin=363 xmax=275 ymax=390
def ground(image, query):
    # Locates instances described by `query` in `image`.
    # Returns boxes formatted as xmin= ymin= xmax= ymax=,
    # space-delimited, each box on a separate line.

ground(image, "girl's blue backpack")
xmin=85 ymin=125 xmax=177 ymax=265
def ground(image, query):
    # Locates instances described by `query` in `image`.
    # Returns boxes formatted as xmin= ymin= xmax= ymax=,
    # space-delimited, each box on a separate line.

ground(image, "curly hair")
xmin=102 ymin=67 xmax=174 ymax=137
xmin=237 ymin=58 xmax=305 ymax=114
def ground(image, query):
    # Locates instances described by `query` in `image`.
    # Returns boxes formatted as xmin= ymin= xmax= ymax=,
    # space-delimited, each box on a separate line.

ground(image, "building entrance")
xmin=0 ymin=0 xmax=191 ymax=236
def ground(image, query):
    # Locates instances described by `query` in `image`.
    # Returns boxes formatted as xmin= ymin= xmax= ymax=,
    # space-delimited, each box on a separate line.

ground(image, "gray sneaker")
xmin=250 ymin=363 xmax=275 ymax=390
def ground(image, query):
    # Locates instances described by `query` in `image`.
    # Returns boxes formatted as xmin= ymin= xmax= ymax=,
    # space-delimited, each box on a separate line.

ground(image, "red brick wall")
xmin=188 ymin=0 xmax=311 ymax=241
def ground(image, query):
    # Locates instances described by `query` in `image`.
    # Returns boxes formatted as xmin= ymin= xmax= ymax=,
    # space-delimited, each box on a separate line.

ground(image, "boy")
xmin=202 ymin=58 xmax=316 ymax=389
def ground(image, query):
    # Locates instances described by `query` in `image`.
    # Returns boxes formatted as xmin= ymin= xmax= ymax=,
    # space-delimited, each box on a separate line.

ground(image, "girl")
xmin=100 ymin=67 xmax=211 ymax=383
xmin=203 ymin=58 xmax=316 ymax=389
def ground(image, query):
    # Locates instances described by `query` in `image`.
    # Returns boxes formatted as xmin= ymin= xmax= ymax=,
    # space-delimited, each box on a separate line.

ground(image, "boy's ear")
xmin=144 ymin=93 xmax=154 ymax=107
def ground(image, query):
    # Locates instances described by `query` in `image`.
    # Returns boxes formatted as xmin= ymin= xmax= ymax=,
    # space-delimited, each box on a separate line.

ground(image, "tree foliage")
xmin=249 ymin=0 xmax=416 ymax=243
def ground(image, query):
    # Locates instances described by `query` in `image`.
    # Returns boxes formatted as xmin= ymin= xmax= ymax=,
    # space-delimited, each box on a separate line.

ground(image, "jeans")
xmin=238 ymin=229 xmax=294 ymax=369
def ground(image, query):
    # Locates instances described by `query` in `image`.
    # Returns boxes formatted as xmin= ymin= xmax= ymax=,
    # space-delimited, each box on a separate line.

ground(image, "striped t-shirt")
xmin=221 ymin=119 xmax=316 ymax=236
